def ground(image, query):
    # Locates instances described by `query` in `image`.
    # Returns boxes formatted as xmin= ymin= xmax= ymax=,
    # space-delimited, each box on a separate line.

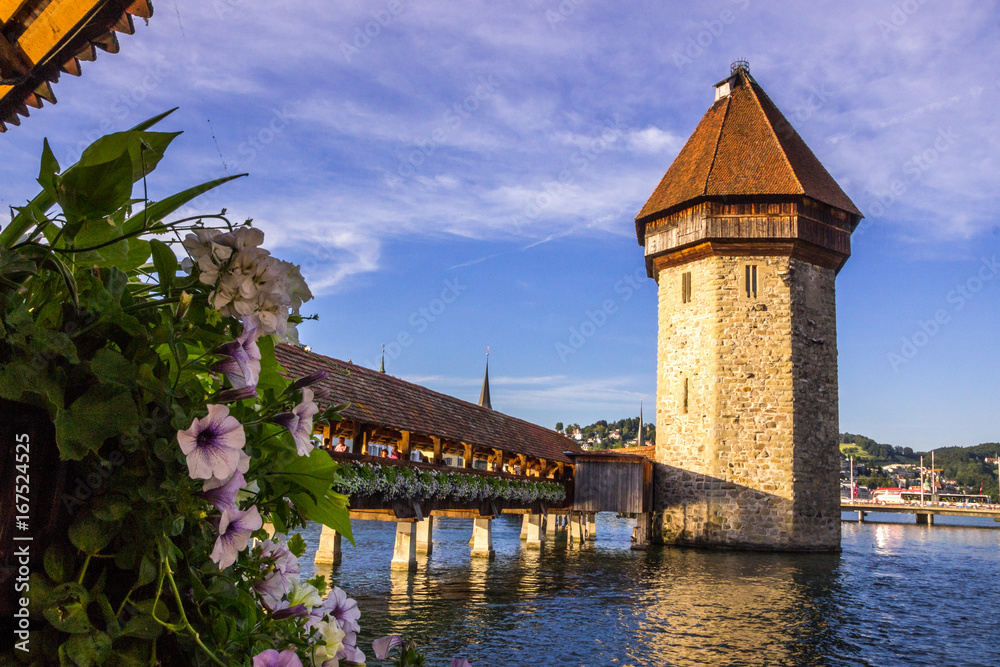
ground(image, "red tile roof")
xmin=275 ymin=344 xmax=582 ymax=464
xmin=636 ymin=68 xmax=861 ymax=243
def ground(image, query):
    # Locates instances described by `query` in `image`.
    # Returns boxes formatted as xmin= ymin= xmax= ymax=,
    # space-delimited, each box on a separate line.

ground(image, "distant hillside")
xmin=555 ymin=417 xmax=654 ymax=450
xmin=841 ymin=432 xmax=999 ymax=499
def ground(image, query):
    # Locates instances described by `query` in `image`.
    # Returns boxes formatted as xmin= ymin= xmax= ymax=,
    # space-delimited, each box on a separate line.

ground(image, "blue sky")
xmin=2 ymin=0 xmax=998 ymax=450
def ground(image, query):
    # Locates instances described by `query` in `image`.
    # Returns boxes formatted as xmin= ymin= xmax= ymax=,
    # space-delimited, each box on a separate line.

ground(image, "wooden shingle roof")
xmin=0 ymin=0 xmax=152 ymax=132
xmin=276 ymin=344 xmax=582 ymax=465
xmin=636 ymin=67 xmax=860 ymax=244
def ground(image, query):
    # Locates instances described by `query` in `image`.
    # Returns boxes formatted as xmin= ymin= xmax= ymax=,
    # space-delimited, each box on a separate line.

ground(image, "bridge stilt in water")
xmin=524 ymin=514 xmax=544 ymax=549
xmin=471 ymin=517 xmax=495 ymax=560
xmin=916 ymin=513 xmax=934 ymax=526
xmin=315 ymin=525 xmax=342 ymax=566
xmin=585 ymin=513 xmax=596 ymax=541
xmin=391 ymin=521 xmax=418 ymax=571
xmin=569 ymin=513 xmax=585 ymax=546
xmin=545 ymin=513 xmax=558 ymax=536
xmin=632 ymin=513 xmax=651 ymax=550
xmin=416 ymin=517 xmax=434 ymax=554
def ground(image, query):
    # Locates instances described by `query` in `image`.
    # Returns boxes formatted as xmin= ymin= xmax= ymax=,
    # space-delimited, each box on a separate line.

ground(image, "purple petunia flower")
xmin=450 ymin=659 xmax=474 ymax=667
xmin=372 ymin=635 xmax=405 ymax=660
xmin=201 ymin=469 xmax=245 ymax=514
xmin=252 ymin=649 xmax=303 ymax=667
xmin=273 ymin=388 xmax=320 ymax=456
xmin=287 ymin=369 xmax=328 ymax=393
xmin=214 ymin=385 xmax=258 ymax=403
xmin=255 ymin=539 xmax=300 ymax=608
xmin=339 ymin=631 xmax=365 ymax=665
xmin=210 ymin=505 xmax=262 ymax=569
xmin=321 ymin=586 xmax=361 ymax=635
xmin=212 ymin=317 xmax=261 ymax=389
xmin=177 ymin=404 xmax=247 ymax=481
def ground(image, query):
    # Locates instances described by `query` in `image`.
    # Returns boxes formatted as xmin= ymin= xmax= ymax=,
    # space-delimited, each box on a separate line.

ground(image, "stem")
xmin=164 ymin=561 xmax=225 ymax=666
xmin=77 ymin=554 xmax=92 ymax=584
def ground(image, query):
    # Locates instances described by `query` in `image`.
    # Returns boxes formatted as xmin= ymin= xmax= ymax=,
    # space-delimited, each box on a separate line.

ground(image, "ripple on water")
xmin=289 ymin=514 xmax=999 ymax=667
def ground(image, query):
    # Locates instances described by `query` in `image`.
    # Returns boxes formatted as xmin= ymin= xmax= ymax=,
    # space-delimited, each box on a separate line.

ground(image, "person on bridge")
xmin=334 ymin=437 xmax=348 ymax=453
xmin=388 ymin=445 xmax=400 ymax=460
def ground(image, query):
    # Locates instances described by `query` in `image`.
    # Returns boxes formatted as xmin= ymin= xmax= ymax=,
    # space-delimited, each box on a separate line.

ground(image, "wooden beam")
xmin=431 ymin=436 xmax=443 ymax=466
xmin=349 ymin=510 xmax=414 ymax=522
xmin=19 ymin=0 xmax=105 ymax=64
xmin=463 ymin=442 xmax=473 ymax=469
xmin=0 ymin=0 xmax=28 ymax=24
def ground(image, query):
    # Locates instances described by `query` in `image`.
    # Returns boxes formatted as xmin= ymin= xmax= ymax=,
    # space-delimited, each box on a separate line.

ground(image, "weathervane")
xmin=731 ymin=59 xmax=750 ymax=75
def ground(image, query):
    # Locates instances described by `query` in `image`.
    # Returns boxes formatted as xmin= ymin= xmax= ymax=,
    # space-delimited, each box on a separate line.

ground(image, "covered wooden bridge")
xmin=276 ymin=344 xmax=596 ymax=569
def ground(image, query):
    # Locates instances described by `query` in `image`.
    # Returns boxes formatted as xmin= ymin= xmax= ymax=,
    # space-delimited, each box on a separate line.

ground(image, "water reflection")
xmin=293 ymin=513 xmax=1000 ymax=666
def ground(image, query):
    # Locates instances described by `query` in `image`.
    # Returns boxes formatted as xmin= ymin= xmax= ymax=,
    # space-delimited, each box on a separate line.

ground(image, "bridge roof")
xmin=276 ymin=344 xmax=582 ymax=464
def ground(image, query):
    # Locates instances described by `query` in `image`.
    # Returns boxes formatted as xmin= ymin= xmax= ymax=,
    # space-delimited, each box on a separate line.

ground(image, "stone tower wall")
xmin=652 ymin=254 xmax=840 ymax=551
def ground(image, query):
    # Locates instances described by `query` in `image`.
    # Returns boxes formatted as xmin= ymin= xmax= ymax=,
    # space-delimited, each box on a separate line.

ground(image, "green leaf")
xmin=256 ymin=334 xmax=286 ymax=393
xmin=37 ymin=138 xmax=60 ymax=197
xmin=92 ymin=494 xmax=131 ymax=522
xmin=59 ymin=630 xmax=111 ymax=666
xmin=272 ymin=448 xmax=340 ymax=498
xmin=288 ymin=489 xmax=353 ymax=544
xmin=149 ymin=239 xmax=177 ymax=291
xmin=44 ymin=544 xmax=75 ymax=584
xmin=121 ymin=174 xmax=247 ymax=236
xmin=287 ymin=533 xmax=307 ymax=558
xmin=43 ymin=583 xmax=91 ymax=634
xmin=54 ymin=384 xmax=139 ymax=460
xmin=58 ymin=147 xmax=134 ymax=229
xmin=90 ymin=348 xmax=135 ymax=389
xmin=136 ymin=555 xmax=157 ymax=587
xmin=69 ymin=514 xmax=116 ymax=554
xmin=122 ymin=614 xmax=162 ymax=640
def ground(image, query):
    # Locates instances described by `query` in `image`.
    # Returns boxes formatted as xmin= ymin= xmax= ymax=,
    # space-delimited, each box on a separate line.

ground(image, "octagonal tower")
xmin=637 ymin=63 xmax=862 ymax=551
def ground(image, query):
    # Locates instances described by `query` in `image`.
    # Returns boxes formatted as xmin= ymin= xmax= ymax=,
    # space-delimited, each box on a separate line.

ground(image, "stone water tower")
xmin=636 ymin=62 xmax=862 ymax=551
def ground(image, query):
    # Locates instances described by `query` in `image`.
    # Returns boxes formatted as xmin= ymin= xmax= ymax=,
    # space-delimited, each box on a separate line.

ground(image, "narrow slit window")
xmin=745 ymin=264 xmax=758 ymax=299
xmin=682 ymin=377 xmax=689 ymax=414
xmin=681 ymin=271 xmax=692 ymax=304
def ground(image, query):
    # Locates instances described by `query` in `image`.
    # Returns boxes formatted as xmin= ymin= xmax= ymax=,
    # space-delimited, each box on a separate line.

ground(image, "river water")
xmin=294 ymin=513 xmax=1000 ymax=667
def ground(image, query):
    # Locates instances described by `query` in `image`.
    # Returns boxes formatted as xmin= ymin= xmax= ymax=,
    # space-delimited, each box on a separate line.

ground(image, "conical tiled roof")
xmin=636 ymin=67 xmax=860 ymax=243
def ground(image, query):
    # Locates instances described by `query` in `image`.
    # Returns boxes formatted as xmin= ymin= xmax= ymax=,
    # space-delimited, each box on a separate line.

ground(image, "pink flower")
xmin=177 ymin=405 xmax=246 ymax=480
xmin=212 ymin=318 xmax=261 ymax=389
xmin=321 ymin=586 xmax=361 ymax=635
xmin=451 ymin=659 xmax=474 ymax=667
xmin=210 ymin=505 xmax=262 ymax=569
xmin=201 ymin=469 xmax=245 ymax=514
xmin=252 ymin=649 xmax=303 ymax=667
xmin=255 ymin=539 xmax=300 ymax=608
xmin=273 ymin=388 xmax=320 ymax=456
xmin=372 ymin=635 xmax=405 ymax=660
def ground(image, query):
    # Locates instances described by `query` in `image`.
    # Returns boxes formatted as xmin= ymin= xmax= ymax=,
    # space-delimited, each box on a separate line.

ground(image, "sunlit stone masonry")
xmin=636 ymin=62 xmax=863 ymax=551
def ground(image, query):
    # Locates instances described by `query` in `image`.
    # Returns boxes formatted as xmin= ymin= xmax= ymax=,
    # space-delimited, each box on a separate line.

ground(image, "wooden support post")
xmin=857 ymin=511 xmax=866 ymax=523
xmin=463 ymin=443 xmax=474 ymax=469
xmin=391 ymin=521 xmax=417 ymax=571
xmin=471 ymin=517 xmax=495 ymax=559
xmin=359 ymin=426 xmax=369 ymax=456
xmin=399 ymin=430 xmax=411 ymax=460
xmin=520 ymin=513 xmax=530 ymax=540
xmin=545 ymin=512 xmax=558 ymax=536
xmin=314 ymin=525 xmax=342 ymax=566
xmin=916 ymin=513 xmax=933 ymax=526
xmin=416 ymin=517 xmax=434 ymax=554
xmin=569 ymin=513 xmax=584 ymax=546
xmin=525 ymin=513 xmax=544 ymax=549
xmin=631 ymin=512 xmax=651 ymax=550
xmin=586 ymin=513 xmax=596 ymax=541
xmin=432 ymin=437 xmax=443 ymax=466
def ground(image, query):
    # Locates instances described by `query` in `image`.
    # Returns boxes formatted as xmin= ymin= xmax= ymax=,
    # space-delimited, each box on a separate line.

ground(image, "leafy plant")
xmin=1 ymin=113 xmax=363 ymax=665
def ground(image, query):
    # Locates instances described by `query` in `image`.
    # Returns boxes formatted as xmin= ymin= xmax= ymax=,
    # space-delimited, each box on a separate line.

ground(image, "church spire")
xmin=638 ymin=397 xmax=643 ymax=448
xmin=478 ymin=348 xmax=492 ymax=409
xmin=379 ymin=344 xmax=386 ymax=373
